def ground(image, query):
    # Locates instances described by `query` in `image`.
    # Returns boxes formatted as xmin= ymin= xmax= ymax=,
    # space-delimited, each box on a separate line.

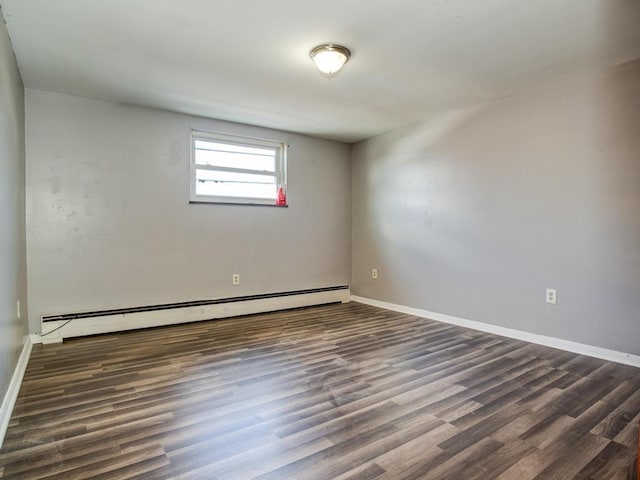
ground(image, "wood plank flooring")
xmin=1 ymin=302 xmax=639 ymax=479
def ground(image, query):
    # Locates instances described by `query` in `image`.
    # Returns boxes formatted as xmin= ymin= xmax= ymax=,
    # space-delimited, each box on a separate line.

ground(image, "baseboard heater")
xmin=40 ymin=285 xmax=350 ymax=344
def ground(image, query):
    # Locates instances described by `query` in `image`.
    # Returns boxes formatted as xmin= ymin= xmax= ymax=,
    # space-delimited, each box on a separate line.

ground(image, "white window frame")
xmin=190 ymin=130 xmax=288 ymax=206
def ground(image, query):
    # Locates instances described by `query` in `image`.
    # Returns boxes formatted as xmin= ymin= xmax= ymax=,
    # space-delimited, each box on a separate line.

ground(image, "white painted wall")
xmin=352 ymin=62 xmax=640 ymax=356
xmin=25 ymin=90 xmax=351 ymax=333
xmin=0 ymin=12 xmax=28 ymax=400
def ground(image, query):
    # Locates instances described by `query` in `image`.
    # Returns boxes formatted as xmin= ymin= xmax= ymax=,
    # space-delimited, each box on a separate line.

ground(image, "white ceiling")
xmin=2 ymin=0 xmax=639 ymax=143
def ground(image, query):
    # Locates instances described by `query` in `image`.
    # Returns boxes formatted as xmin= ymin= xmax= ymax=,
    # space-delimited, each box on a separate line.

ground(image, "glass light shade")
xmin=310 ymin=44 xmax=351 ymax=78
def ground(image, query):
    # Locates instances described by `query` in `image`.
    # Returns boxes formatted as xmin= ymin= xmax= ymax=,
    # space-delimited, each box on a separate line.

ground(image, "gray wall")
xmin=25 ymin=90 xmax=351 ymax=333
xmin=352 ymin=63 xmax=640 ymax=356
xmin=0 ymin=12 xmax=28 ymax=399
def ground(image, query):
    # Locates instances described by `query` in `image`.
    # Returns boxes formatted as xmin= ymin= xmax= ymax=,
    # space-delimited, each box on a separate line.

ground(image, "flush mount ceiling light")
xmin=309 ymin=44 xmax=351 ymax=78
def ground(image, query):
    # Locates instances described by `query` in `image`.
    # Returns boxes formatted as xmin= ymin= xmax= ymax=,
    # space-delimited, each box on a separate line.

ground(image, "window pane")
xmin=191 ymin=133 xmax=286 ymax=205
xmin=195 ymin=140 xmax=274 ymax=157
xmin=195 ymin=149 xmax=276 ymax=172
xmin=195 ymin=168 xmax=276 ymax=199
xmin=194 ymin=140 xmax=276 ymax=172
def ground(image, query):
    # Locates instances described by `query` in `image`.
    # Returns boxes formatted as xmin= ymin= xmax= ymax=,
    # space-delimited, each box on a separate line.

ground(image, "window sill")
xmin=189 ymin=200 xmax=288 ymax=208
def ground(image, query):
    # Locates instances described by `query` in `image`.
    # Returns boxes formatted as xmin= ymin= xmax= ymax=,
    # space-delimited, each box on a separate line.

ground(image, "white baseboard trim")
xmin=41 ymin=288 xmax=351 ymax=343
xmin=0 ymin=335 xmax=33 ymax=447
xmin=351 ymin=295 xmax=640 ymax=368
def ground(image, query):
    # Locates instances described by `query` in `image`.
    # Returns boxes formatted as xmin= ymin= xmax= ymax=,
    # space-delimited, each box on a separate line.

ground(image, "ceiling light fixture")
xmin=310 ymin=44 xmax=351 ymax=78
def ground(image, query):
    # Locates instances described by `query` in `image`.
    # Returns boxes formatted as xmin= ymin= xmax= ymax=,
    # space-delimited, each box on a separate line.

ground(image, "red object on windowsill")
xmin=276 ymin=187 xmax=287 ymax=206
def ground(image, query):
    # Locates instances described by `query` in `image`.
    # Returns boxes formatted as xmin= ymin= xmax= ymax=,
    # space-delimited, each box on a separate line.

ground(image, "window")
xmin=190 ymin=131 xmax=287 ymax=206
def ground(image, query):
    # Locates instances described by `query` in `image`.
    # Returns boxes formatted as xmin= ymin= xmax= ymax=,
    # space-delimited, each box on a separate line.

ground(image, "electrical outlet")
xmin=232 ymin=274 xmax=240 ymax=285
xmin=545 ymin=288 xmax=557 ymax=305
xmin=372 ymin=268 xmax=378 ymax=280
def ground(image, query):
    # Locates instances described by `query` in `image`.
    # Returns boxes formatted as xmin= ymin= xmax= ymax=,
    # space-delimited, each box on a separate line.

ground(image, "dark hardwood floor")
xmin=1 ymin=302 xmax=639 ymax=479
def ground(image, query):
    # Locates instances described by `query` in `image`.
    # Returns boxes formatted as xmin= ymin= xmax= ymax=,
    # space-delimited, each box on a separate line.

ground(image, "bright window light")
xmin=190 ymin=131 xmax=287 ymax=206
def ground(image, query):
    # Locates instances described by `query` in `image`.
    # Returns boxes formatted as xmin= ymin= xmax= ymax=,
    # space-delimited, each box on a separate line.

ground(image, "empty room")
xmin=1 ymin=1 xmax=639 ymax=479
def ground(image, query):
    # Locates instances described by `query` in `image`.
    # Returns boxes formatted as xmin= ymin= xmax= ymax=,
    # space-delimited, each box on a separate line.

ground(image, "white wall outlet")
xmin=17 ymin=300 xmax=21 ymax=319
xmin=232 ymin=274 xmax=240 ymax=286
xmin=372 ymin=268 xmax=378 ymax=280
xmin=545 ymin=288 xmax=557 ymax=304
